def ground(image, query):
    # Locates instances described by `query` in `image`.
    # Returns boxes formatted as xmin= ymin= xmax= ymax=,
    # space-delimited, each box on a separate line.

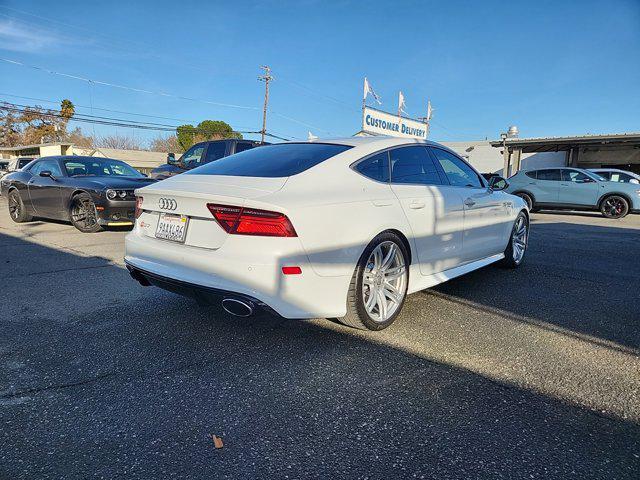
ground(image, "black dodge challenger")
xmin=0 ymin=156 xmax=155 ymax=233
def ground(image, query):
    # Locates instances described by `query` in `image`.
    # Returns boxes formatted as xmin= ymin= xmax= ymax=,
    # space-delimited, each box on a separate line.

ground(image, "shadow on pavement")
xmin=0 ymin=231 xmax=638 ymax=479
xmin=433 ymin=218 xmax=640 ymax=351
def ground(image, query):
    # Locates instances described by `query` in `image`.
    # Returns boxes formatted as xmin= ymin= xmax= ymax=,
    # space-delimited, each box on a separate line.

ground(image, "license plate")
xmin=155 ymin=213 xmax=189 ymax=243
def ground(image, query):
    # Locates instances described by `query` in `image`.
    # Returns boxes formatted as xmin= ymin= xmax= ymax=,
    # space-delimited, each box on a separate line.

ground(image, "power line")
xmin=0 ymin=93 xmax=258 ymax=130
xmin=1 ymin=102 xmax=290 ymax=140
xmin=0 ymin=57 xmax=333 ymax=134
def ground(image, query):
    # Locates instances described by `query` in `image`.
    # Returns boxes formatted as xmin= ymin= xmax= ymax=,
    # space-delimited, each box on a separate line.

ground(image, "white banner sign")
xmin=362 ymin=106 xmax=428 ymax=139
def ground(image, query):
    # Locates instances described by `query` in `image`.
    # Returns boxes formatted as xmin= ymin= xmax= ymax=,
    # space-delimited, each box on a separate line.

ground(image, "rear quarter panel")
xmin=254 ymin=160 xmax=413 ymax=278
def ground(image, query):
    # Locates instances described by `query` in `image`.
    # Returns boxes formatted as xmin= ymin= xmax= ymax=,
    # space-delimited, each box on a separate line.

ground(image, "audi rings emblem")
xmin=158 ymin=198 xmax=177 ymax=210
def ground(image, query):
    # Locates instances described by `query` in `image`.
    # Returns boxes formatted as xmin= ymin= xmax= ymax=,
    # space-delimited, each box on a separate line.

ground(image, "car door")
xmin=429 ymin=147 xmax=510 ymax=263
xmin=388 ymin=145 xmax=464 ymax=276
xmin=27 ymin=159 xmax=65 ymax=218
xmin=202 ymin=142 xmax=228 ymax=165
xmin=558 ymin=169 xmax=599 ymax=206
xmin=531 ymin=169 xmax=562 ymax=203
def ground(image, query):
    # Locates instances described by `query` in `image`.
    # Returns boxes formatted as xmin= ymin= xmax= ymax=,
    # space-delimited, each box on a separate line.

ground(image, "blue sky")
xmin=1 ymin=0 xmax=639 ymax=145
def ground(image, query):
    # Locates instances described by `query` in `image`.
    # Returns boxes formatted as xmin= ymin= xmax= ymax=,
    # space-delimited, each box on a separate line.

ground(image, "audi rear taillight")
xmin=135 ymin=196 xmax=143 ymax=219
xmin=207 ymin=203 xmax=297 ymax=237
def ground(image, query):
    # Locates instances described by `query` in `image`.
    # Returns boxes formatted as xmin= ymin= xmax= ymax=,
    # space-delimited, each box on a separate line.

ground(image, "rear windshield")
xmin=187 ymin=143 xmax=352 ymax=178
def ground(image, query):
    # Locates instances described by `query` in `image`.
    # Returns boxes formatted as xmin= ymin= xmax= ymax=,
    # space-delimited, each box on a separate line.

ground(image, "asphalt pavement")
xmin=0 ymin=203 xmax=638 ymax=479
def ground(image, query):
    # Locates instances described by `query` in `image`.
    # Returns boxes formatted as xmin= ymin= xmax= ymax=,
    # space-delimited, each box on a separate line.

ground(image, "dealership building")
xmin=443 ymin=132 xmax=640 ymax=177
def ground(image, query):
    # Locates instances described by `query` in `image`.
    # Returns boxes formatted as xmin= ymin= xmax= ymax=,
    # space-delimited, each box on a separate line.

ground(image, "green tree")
xmin=176 ymin=120 xmax=240 ymax=151
xmin=177 ymin=124 xmax=196 ymax=151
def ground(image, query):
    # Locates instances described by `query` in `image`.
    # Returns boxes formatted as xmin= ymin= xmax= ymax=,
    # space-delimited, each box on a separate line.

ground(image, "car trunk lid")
xmin=134 ymin=175 xmax=288 ymax=249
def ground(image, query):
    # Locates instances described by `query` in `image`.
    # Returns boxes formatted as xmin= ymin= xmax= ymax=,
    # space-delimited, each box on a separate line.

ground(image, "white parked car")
xmin=125 ymin=137 xmax=529 ymax=330
xmin=589 ymin=168 xmax=640 ymax=185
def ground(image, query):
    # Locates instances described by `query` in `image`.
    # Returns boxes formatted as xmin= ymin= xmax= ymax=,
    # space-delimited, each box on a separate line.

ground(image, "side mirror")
xmin=167 ymin=153 xmax=177 ymax=165
xmin=580 ymin=177 xmax=595 ymax=183
xmin=489 ymin=175 xmax=509 ymax=191
xmin=39 ymin=170 xmax=54 ymax=179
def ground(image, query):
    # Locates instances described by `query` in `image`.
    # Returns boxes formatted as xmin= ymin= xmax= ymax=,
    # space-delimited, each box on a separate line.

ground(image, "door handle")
xmin=372 ymin=200 xmax=392 ymax=207
xmin=409 ymin=201 xmax=425 ymax=209
xmin=464 ymin=198 xmax=476 ymax=207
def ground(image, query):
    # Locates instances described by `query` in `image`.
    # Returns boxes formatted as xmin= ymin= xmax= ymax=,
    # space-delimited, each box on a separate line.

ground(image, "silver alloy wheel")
xmin=512 ymin=215 xmax=528 ymax=264
xmin=362 ymin=241 xmax=407 ymax=323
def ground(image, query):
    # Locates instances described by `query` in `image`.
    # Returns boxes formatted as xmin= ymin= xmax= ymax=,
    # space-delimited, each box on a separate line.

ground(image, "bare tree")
xmin=63 ymin=127 xmax=95 ymax=148
xmin=95 ymin=134 xmax=143 ymax=150
xmin=149 ymin=134 xmax=182 ymax=153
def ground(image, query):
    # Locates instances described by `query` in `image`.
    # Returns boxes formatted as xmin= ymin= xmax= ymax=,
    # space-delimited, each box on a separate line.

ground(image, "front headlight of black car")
xmin=106 ymin=189 xmax=132 ymax=200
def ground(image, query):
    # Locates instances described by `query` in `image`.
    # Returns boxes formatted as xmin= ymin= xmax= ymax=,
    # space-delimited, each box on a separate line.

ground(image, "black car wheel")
xmin=7 ymin=189 xmax=33 ymax=223
xmin=70 ymin=193 xmax=103 ymax=233
xmin=600 ymin=195 xmax=629 ymax=219
xmin=516 ymin=192 xmax=534 ymax=211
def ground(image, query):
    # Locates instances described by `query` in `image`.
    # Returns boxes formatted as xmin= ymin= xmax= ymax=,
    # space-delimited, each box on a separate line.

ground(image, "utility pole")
xmin=258 ymin=65 xmax=273 ymax=143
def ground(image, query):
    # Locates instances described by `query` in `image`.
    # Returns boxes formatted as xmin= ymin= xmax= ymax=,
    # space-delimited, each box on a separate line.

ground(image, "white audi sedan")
xmin=125 ymin=137 xmax=528 ymax=330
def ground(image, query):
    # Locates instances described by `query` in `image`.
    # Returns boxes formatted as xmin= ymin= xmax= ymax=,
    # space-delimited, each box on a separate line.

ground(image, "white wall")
xmin=442 ymin=140 xmax=566 ymax=175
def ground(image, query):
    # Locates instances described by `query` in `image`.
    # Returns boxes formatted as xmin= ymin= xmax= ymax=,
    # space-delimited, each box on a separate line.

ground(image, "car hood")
xmin=73 ymin=177 xmax=157 ymax=190
xmin=601 ymin=181 xmax=640 ymax=193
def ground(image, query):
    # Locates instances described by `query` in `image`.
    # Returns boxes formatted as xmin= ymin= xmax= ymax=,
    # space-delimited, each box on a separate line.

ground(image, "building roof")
xmin=0 ymin=142 xmax=72 ymax=152
xmin=93 ymin=148 xmax=169 ymax=168
xmin=490 ymin=132 xmax=640 ymax=152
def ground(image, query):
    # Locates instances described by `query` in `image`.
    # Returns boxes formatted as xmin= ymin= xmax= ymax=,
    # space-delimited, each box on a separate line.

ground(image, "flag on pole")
xmin=427 ymin=100 xmax=433 ymax=121
xmin=398 ymin=91 xmax=407 ymax=116
xmin=363 ymin=77 xmax=382 ymax=104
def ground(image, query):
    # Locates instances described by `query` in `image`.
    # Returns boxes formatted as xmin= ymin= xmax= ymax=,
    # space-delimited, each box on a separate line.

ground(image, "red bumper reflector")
xmin=282 ymin=266 xmax=302 ymax=275
xmin=135 ymin=196 xmax=143 ymax=219
xmin=207 ymin=203 xmax=297 ymax=237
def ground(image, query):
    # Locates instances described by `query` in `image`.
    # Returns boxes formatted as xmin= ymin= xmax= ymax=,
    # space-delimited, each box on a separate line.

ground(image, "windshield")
xmin=63 ymin=158 xmax=143 ymax=177
xmin=187 ymin=143 xmax=352 ymax=178
xmin=588 ymin=171 xmax=606 ymax=181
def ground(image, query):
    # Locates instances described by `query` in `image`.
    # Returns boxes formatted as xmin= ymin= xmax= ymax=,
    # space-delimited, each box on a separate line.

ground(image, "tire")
xmin=7 ymin=189 xmax=33 ymax=223
xmin=499 ymin=211 xmax=529 ymax=268
xmin=600 ymin=195 xmax=629 ymax=219
xmin=336 ymin=232 xmax=409 ymax=331
xmin=516 ymin=192 xmax=535 ymax=211
xmin=70 ymin=193 xmax=103 ymax=233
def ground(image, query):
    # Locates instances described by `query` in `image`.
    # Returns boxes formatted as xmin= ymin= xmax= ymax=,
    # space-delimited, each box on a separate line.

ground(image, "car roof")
xmin=300 ymin=136 xmax=443 ymax=148
xmin=34 ymin=155 xmax=125 ymax=162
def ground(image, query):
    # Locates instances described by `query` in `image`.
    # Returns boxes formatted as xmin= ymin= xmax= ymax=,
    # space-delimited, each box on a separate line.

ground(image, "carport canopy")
xmin=490 ymin=132 xmax=640 ymax=175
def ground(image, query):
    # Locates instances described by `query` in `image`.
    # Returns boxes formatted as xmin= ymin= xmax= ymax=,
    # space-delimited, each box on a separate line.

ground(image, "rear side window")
xmin=536 ymin=169 xmax=562 ymax=181
xmin=354 ymin=151 xmax=390 ymax=182
xmin=234 ymin=142 xmax=256 ymax=154
xmin=204 ymin=143 xmax=227 ymax=163
xmin=525 ymin=171 xmax=537 ymax=179
xmin=188 ymin=143 xmax=352 ymax=178
xmin=390 ymin=146 xmax=443 ymax=185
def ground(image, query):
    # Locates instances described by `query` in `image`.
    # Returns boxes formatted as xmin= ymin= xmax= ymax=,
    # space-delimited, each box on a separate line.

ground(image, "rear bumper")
xmin=124 ymin=229 xmax=352 ymax=319
xmin=126 ymin=262 xmax=280 ymax=316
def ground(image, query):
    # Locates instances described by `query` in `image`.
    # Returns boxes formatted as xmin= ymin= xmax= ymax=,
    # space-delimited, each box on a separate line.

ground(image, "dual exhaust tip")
xmin=127 ymin=266 xmax=255 ymax=317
